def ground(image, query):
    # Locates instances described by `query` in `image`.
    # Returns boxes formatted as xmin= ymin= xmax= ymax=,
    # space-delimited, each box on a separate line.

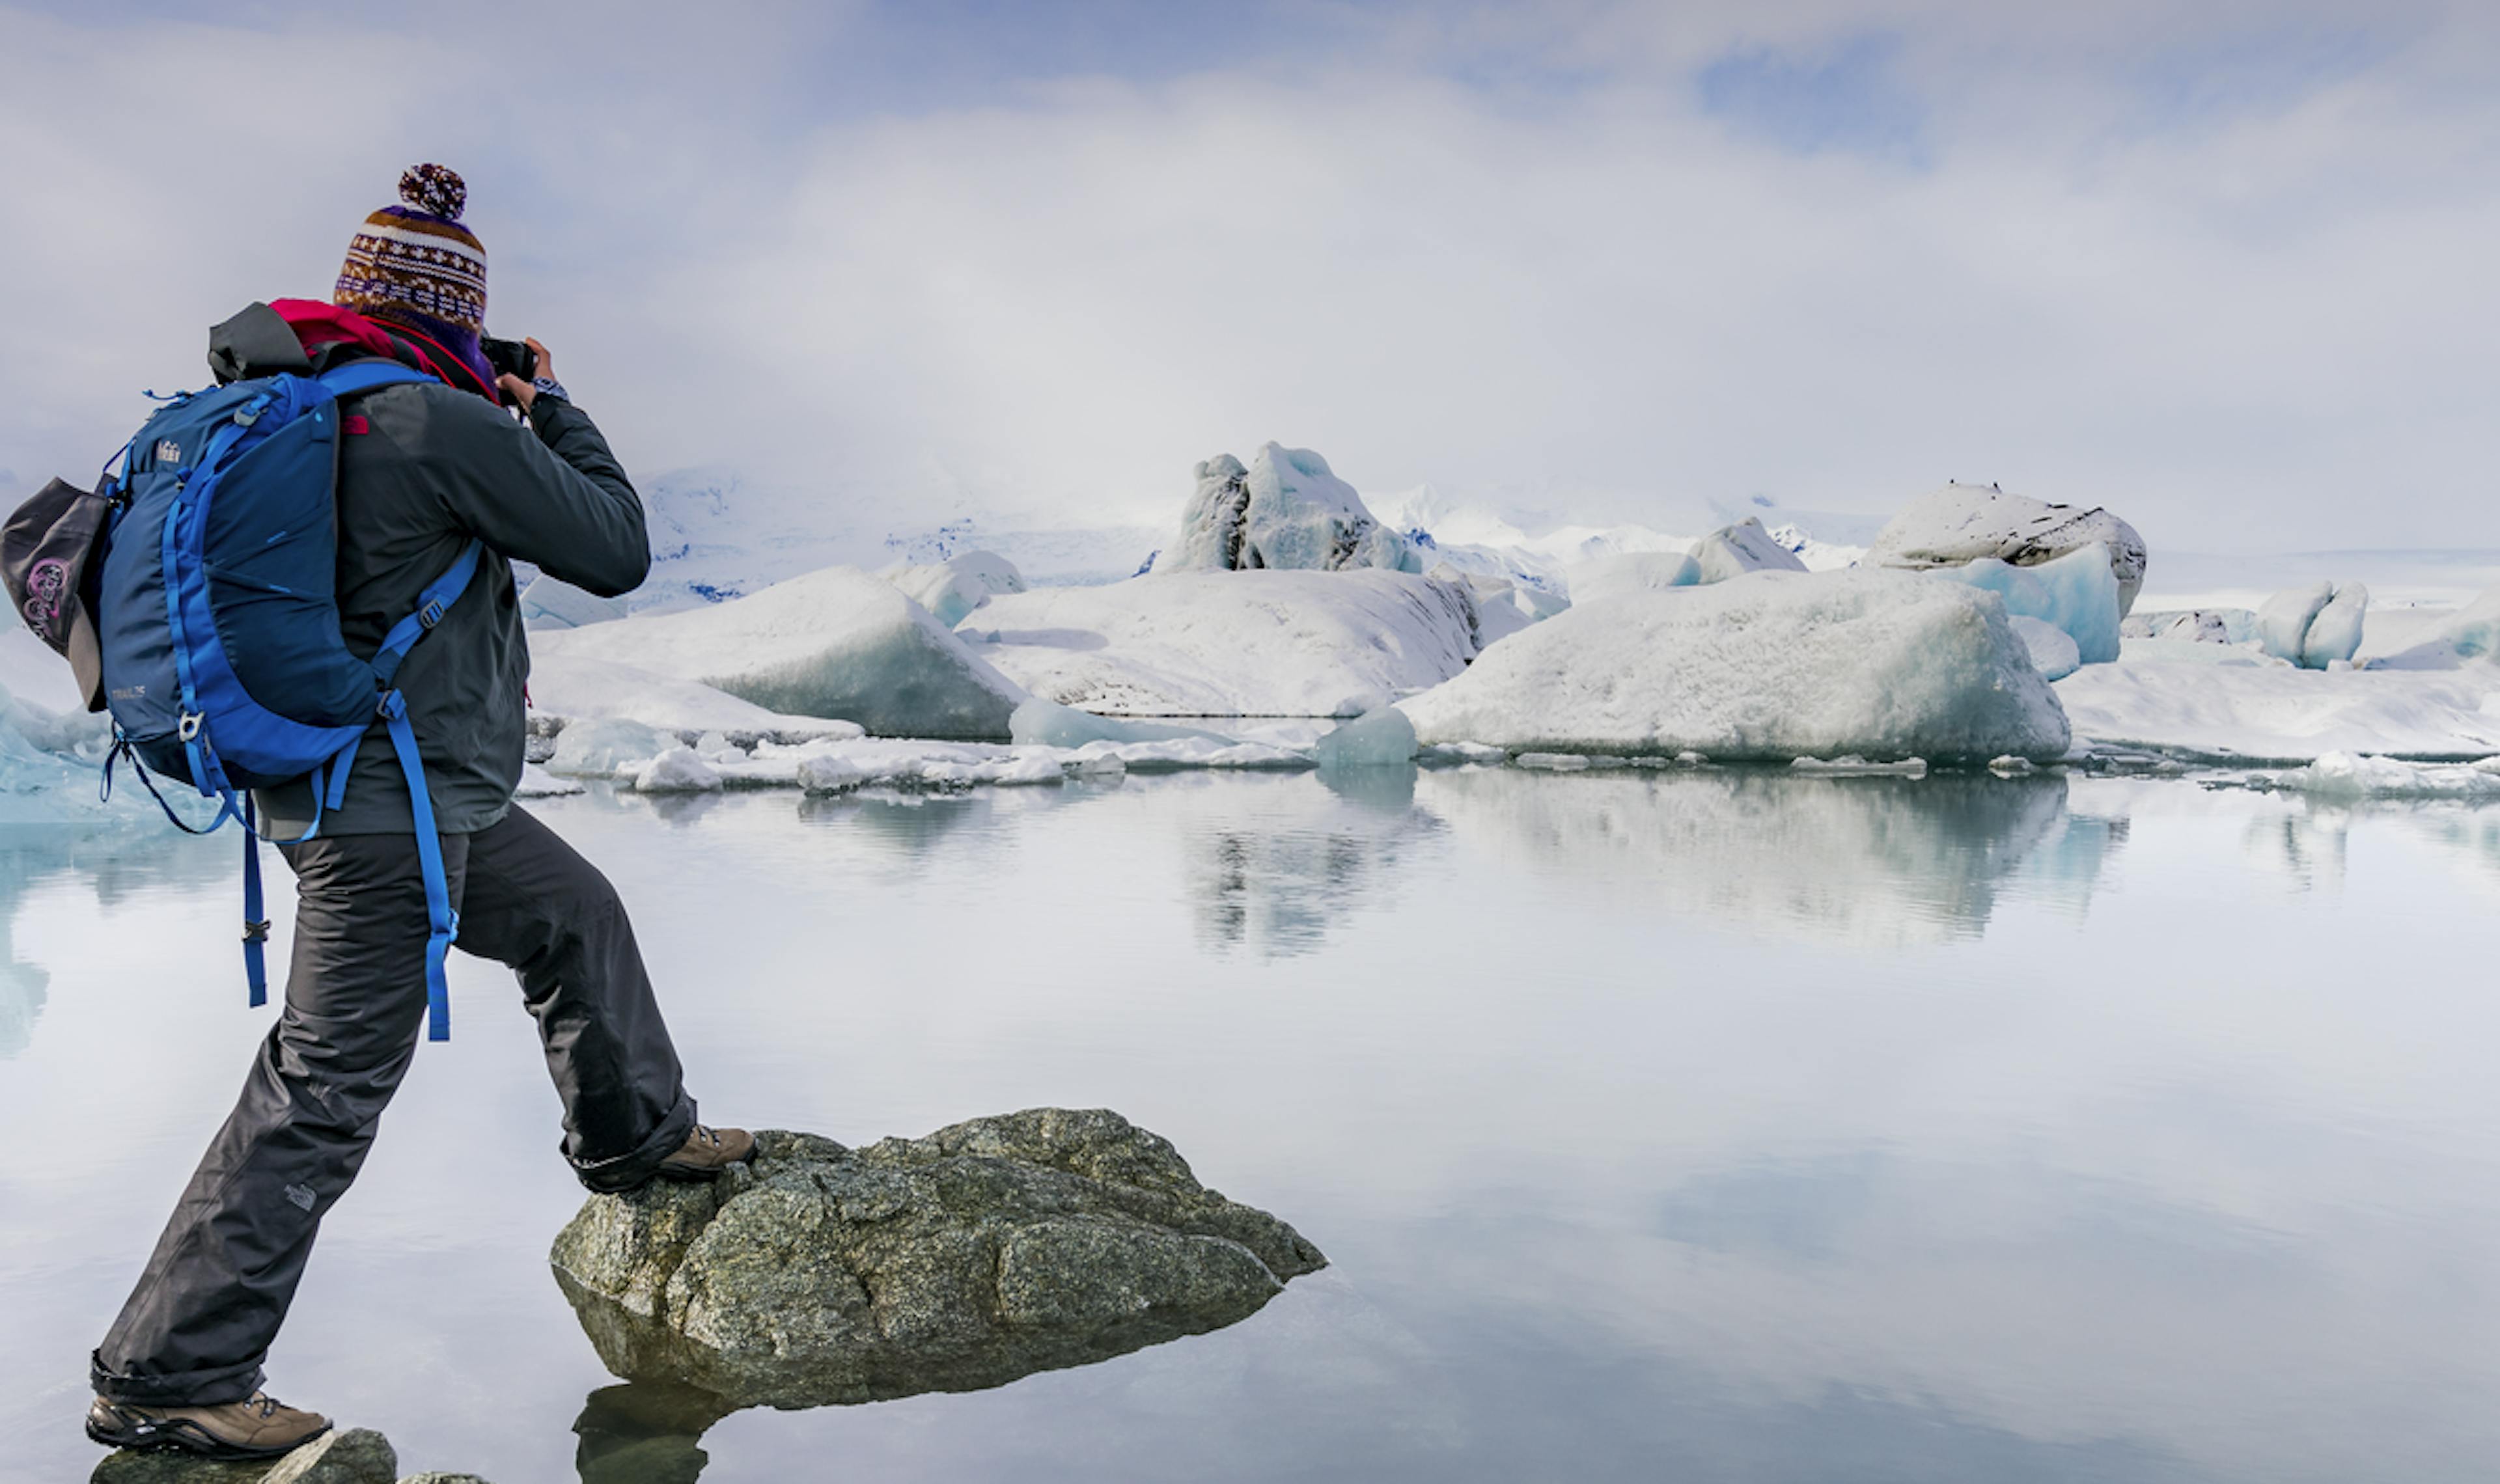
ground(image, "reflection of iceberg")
xmin=1188 ymin=771 xmax=1438 ymax=957
xmin=1417 ymin=769 xmax=2118 ymax=946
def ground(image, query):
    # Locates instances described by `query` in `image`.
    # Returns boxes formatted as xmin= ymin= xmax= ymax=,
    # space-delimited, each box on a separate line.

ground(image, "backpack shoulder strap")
xmin=315 ymin=359 xmax=434 ymax=400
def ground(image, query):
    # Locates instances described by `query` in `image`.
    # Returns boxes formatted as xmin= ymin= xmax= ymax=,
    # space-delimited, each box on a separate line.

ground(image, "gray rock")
xmin=92 ymin=1452 xmax=268 ymax=1484
xmin=92 ymin=1427 xmax=398 ymax=1484
xmin=550 ymin=1108 xmax=1326 ymax=1408
xmin=262 ymin=1429 xmax=396 ymax=1484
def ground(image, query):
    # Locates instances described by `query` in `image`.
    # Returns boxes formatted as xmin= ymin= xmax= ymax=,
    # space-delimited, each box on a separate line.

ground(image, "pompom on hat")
xmin=333 ymin=164 xmax=492 ymax=383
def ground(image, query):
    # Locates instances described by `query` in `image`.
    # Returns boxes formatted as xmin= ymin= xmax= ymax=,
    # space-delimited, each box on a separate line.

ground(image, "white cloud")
xmin=2 ymin=1 xmax=2495 ymax=551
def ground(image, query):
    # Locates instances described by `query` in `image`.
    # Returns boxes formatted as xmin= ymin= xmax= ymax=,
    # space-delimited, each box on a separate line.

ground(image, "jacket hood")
xmin=207 ymin=300 xmax=500 ymax=403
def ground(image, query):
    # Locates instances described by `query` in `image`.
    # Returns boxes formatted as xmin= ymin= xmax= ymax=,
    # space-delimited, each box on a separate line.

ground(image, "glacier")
xmin=1396 ymin=570 xmax=2072 ymax=765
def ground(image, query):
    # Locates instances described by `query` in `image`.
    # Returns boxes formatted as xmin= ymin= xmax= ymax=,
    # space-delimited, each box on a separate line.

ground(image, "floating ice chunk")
xmin=1924 ymin=544 xmax=2120 ymax=665
xmin=2053 ymin=655 xmax=2500 ymax=760
xmin=1792 ymin=756 xmax=1928 ymax=776
xmin=1400 ymin=570 xmax=2070 ymax=765
xmin=2302 ymin=583 xmax=2369 ymax=670
xmin=2258 ymin=752 xmax=2500 ymax=799
xmin=1312 ymin=708 xmax=1418 ymax=768
xmin=797 ymin=754 xmax=867 ymax=795
xmin=966 ymin=570 xmax=1481 ymax=718
xmin=1867 ymin=482 xmax=2148 ymax=614
xmin=1162 ymin=445 xmax=1415 ymax=574
xmin=2008 ymin=616 xmax=2082 ymax=680
xmin=632 ymin=748 xmax=722 ymax=793
xmin=1514 ymin=752 xmax=1590 ymax=771
xmin=548 ymin=718 xmax=668 ymax=778
xmin=1565 ymin=551 xmax=1701 ymax=604
xmin=534 ymin=566 xmax=1027 ymax=739
xmin=519 ymin=575 xmax=630 ymax=631
xmin=882 ymin=551 xmax=1028 ymax=628
xmin=1689 ymin=517 xmax=1808 ymax=585
xmin=1008 ymin=699 xmax=1231 ymax=749
xmin=515 ymin=763 xmax=586 ymax=798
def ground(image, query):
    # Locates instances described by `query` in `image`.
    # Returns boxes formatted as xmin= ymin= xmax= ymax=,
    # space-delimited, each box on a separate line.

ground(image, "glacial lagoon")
xmin=3 ymin=766 xmax=2496 ymax=1481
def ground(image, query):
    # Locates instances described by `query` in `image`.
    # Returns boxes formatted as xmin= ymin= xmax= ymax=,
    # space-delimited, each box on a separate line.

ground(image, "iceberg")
xmin=1689 ymin=517 xmax=1808 ymax=585
xmin=633 ymin=747 xmax=725 ymax=794
xmin=1924 ymin=543 xmax=2120 ymax=665
xmin=964 ymin=570 xmax=1482 ymax=718
xmin=532 ymin=566 xmax=1027 ymax=741
xmin=2053 ymin=658 xmax=2500 ymax=761
xmin=1007 ymin=698 xmax=1231 ymax=749
xmin=1565 ymin=551 xmax=1701 ymax=604
xmin=1161 ymin=445 xmax=1415 ymax=574
xmin=1867 ymin=482 xmax=2148 ymax=614
xmin=2253 ymin=752 xmax=2500 ymax=800
xmin=1312 ymin=708 xmax=1419 ymax=769
xmin=2383 ymin=586 xmax=2500 ymax=669
xmin=2122 ymin=609 xmax=2246 ymax=644
xmin=881 ymin=550 xmax=1027 ymax=628
xmin=518 ymin=574 xmax=630 ymax=631
xmin=548 ymin=717 xmax=671 ymax=777
xmin=2256 ymin=581 xmax=2368 ymax=669
xmin=2008 ymin=616 xmax=2082 ymax=681
xmin=526 ymin=652 xmax=868 ymax=741
xmin=1398 ymin=570 xmax=2071 ymax=765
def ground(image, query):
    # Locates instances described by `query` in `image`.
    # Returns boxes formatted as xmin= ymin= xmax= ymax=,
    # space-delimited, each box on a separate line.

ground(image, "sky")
xmin=2 ymin=0 xmax=2495 ymax=553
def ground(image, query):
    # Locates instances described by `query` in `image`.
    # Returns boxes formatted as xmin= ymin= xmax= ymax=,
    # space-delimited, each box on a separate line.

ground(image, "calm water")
xmin=3 ymin=768 xmax=2497 ymax=1482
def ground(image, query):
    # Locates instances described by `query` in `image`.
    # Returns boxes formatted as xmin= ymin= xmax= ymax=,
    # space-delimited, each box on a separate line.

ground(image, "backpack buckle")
xmin=419 ymin=600 xmax=445 ymax=629
xmin=243 ymin=919 xmax=271 ymax=944
xmin=177 ymin=711 xmax=204 ymax=741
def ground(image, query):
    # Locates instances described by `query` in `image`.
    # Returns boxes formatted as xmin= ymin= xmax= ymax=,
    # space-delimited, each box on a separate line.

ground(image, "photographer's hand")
xmin=495 ymin=338 xmax=553 ymax=412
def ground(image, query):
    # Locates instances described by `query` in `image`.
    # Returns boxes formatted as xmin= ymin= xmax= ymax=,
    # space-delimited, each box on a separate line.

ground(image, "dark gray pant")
xmin=91 ymin=805 xmax=697 ymax=1407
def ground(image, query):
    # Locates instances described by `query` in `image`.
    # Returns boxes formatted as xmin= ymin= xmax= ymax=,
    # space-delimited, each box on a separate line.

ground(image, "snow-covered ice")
xmin=525 ymin=653 xmax=867 ymax=740
xmin=533 ymin=566 xmax=1027 ymax=740
xmin=1689 ymin=517 xmax=1809 ymax=584
xmin=518 ymin=575 xmax=628 ymax=631
xmin=964 ymin=569 xmax=1482 ymax=717
xmin=1162 ymin=445 xmax=1413 ymax=575
xmin=1924 ymin=543 xmax=2121 ymax=665
xmin=1867 ymin=482 xmax=2148 ymax=614
xmin=1398 ymin=570 xmax=2072 ymax=765
xmin=1312 ymin=708 xmax=1419 ymax=769
xmin=1007 ymin=699 xmax=1230 ymax=749
xmin=633 ymin=747 xmax=724 ymax=793
xmin=2247 ymin=751 xmax=2500 ymax=800
xmin=880 ymin=551 xmax=1027 ymax=628
xmin=1564 ymin=551 xmax=1701 ymax=604
xmin=2255 ymin=581 xmax=2370 ymax=668
xmin=2053 ymin=657 xmax=2500 ymax=762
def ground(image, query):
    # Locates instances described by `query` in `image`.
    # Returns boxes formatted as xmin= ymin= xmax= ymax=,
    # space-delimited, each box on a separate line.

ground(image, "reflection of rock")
xmin=551 ymin=1110 xmax=1326 ymax=1410
xmin=572 ymin=1382 xmax=736 ymax=1484
xmin=1418 ymin=769 xmax=2113 ymax=946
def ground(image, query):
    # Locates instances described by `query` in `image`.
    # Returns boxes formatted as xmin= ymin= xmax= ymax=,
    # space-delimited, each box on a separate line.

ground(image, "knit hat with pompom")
xmin=334 ymin=164 xmax=489 ymax=348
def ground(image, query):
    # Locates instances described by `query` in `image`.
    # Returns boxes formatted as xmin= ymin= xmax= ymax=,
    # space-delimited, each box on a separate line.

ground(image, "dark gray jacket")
xmin=208 ymin=304 xmax=648 ymax=836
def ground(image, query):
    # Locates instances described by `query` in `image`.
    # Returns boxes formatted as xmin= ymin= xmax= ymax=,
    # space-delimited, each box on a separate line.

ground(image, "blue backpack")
xmin=49 ymin=360 xmax=482 ymax=1039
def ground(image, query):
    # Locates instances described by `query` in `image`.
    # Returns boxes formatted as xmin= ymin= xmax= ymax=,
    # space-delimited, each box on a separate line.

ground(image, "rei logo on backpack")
xmin=1 ymin=359 xmax=480 ymax=1041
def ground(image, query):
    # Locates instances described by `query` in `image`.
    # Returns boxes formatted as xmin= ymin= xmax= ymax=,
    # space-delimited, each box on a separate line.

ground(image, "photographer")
xmin=85 ymin=165 xmax=751 ymax=1461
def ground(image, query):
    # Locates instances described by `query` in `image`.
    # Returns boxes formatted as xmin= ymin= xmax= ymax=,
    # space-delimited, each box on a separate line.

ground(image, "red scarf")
xmin=268 ymin=299 xmax=501 ymax=404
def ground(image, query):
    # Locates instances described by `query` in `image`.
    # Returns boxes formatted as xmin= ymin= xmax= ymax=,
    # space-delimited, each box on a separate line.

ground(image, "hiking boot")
xmin=86 ymin=1391 xmax=331 ymax=1459
xmin=656 ymin=1123 xmax=755 ymax=1181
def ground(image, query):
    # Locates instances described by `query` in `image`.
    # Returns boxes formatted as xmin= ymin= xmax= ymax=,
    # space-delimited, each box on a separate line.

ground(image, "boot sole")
xmin=87 ymin=1410 xmax=331 ymax=1460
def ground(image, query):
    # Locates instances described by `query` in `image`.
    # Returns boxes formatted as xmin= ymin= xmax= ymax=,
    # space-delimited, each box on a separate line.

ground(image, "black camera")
xmin=481 ymin=335 xmax=537 ymax=383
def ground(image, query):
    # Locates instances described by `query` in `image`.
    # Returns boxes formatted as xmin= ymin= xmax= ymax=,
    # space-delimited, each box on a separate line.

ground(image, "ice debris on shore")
xmin=1398 ymin=570 xmax=2071 ymax=765
xmin=549 ymin=1109 xmax=1326 ymax=1409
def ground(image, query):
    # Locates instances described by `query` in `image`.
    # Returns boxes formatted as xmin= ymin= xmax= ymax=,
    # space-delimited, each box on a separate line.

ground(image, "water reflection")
xmin=0 ymin=823 xmax=229 ymax=1058
xmin=1186 ymin=771 xmax=1440 ymax=959
xmin=1417 ymin=768 xmax=2123 ymax=945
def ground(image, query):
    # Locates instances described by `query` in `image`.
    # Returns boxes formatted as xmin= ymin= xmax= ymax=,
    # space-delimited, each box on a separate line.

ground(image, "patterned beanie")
xmin=334 ymin=164 xmax=488 ymax=344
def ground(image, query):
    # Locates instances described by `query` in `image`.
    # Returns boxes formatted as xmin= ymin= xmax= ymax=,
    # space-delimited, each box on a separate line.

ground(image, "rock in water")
xmin=549 ymin=1109 xmax=1326 ymax=1409
xmin=94 ymin=1427 xmax=400 ymax=1484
